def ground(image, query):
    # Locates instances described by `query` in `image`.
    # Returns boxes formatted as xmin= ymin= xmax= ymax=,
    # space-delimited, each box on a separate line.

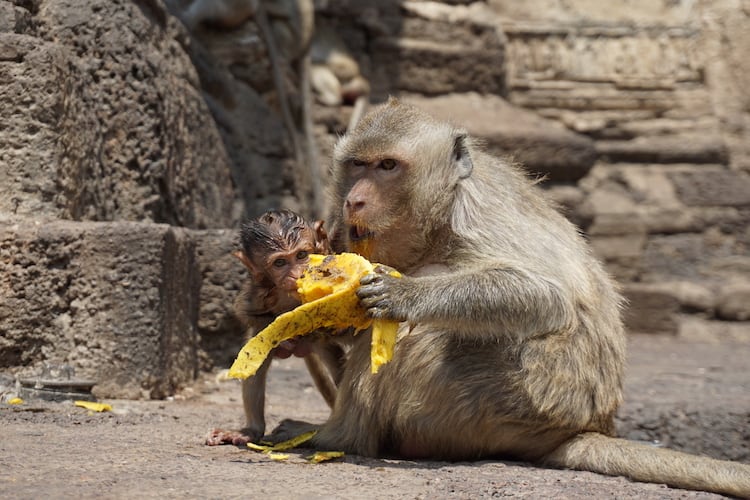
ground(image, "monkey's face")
xmin=254 ymin=227 xmax=318 ymax=296
xmin=339 ymin=157 xmax=409 ymax=260
xmin=266 ymin=253 xmax=308 ymax=293
xmin=331 ymin=98 xmax=474 ymax=266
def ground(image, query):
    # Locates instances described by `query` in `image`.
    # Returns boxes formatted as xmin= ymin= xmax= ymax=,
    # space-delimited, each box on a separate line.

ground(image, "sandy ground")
xmin=1 ymin=330 xmax=748 ymax=499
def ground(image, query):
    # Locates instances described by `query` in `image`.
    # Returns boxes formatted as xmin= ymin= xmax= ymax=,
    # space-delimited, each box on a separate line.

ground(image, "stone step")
xmin=0 ymin=219 xmax=200 ymax=399
xmin=366 ymin=2 xmax=506 ymax=97
xmin=402 ymin=92 xmax=597 ymax=182
xmin=596 ymin=134 xmax=728 ymax=164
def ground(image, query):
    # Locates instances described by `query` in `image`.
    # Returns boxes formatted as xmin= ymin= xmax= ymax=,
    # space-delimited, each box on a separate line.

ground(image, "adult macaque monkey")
xmin=276 ymin=99 xmax=750 ymax=497
xmin=206 ymin=209 xmax=343 ymax=446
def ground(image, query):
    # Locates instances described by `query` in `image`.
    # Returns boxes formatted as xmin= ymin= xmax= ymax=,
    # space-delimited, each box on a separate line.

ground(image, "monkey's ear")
xmin=234 ymin=250 xmax=266 ymax=281
xmin=453 ymin=133 xmax=473 ymax=179
xmin=233 ymin=250 xmax=255 ymax=271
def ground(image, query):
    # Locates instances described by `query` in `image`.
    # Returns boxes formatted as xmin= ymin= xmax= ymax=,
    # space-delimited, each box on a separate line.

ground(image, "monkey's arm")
xmin=357 ymin=267 xmax=577 ymax=338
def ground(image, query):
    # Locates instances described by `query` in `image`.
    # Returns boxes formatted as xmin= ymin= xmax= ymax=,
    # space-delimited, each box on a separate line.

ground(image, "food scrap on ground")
xmin=74 ymin=400 xmax=112 ymax=412
xmin=246 ymin=430 xmax=345 ymax=463
xmin=306 ymin=451 xmax=345 ymax=463
xmin=228 ymin=253 xmax=402 ymax=379
xmin=8 ymin=397 xmax=24 ymax=405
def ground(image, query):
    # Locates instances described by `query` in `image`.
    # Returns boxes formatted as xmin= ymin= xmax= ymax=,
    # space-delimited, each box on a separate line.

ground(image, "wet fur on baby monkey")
xmin=205 ymin=209 xmax=344 ymax=446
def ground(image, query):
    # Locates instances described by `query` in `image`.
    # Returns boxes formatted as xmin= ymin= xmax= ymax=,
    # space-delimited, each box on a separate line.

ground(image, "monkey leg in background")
xmin=271 ymin=98 xmax=750 ymax=498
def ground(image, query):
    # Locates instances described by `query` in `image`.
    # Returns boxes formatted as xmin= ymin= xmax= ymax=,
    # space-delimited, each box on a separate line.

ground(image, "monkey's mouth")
xmin=349 ymin=225 xmax=374 ymax=242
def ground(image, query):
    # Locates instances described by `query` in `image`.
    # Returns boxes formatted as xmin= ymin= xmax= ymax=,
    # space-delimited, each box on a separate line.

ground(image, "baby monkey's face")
xmin=257 ymin=226 xmax=318 ymax=297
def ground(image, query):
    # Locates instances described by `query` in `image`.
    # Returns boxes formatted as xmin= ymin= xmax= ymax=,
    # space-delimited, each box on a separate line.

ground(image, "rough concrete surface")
xmin=1 ymin=333 xmax=747 ymax=499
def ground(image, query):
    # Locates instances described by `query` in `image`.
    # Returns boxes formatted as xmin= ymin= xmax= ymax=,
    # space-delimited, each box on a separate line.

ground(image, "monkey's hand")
xmin=230 ymin=254 xmax=402 ymax=377
xmin=357 ymin=266 xmax=410 ymax=322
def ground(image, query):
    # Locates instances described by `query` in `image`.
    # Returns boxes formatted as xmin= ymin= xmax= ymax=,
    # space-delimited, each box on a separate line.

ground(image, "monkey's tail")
xmin=545 ymin=432 xmax=750 ymax=498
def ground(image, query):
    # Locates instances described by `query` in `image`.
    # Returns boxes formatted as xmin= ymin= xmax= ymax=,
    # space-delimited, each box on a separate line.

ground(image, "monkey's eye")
xmin=351 ymin=159 xmax=367 ymax=168
xmin=273 ymin=258 xmax=287 ymax=268
xmin=380 ymin=158 xmax=398 ymax=170
xmin=296 ymin=250 xmax=309 ymax=261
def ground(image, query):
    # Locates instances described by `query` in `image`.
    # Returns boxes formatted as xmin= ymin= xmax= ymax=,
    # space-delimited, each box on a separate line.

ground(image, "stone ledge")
xmin=402 ymin=92 xmax=597 ymax=182
xmin=596 ymin=134 xmax=729 ymax=165
xmin=368 ymin=2 xmax=506 ymax=97
xmin=0 ymin=218 xmax=200 ymax=398
xmin=670 ymin=169 xmax=750 ymax=207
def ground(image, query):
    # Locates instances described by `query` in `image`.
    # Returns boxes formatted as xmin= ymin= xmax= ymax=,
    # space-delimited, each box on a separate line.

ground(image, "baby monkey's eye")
xmin=273 ymin=258 xmax=287 ymax=268
xmin=351 ymin=159 xmax=367 ymax=167
xmin=380 ymin=158 xmax=397 ymax=170
xmin=296 ymin=250 xmax=309 ymax=261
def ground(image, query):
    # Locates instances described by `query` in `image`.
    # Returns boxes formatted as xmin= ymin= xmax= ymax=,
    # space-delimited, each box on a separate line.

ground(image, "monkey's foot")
xmin=267 ymin=419 xmax=320 ymax=445
xmin=205 ymin=428 xmax=255 ymax=447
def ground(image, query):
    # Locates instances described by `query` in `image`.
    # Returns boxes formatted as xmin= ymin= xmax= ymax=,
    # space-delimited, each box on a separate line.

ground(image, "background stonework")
xmin=314 ymin=0 xmax=749 ymax=337
xmin=0 ymin=0 xmax=748 ymax=397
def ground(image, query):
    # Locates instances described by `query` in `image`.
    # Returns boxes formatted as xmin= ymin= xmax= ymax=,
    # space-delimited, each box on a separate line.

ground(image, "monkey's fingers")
xmin=356 ymin=285 xmax=391 ymax=314
xmin=359 ymin=272 xmax=382 ymax=286
xmin=373 ymin=264 xmax=399 ymax=275
xmin=364 ymin=305 xmax=391 ymax=319
xmin=358 ymin=275 xmax=409 ymax=322
xmin=356 ymin=279 xmax=387 ymax=301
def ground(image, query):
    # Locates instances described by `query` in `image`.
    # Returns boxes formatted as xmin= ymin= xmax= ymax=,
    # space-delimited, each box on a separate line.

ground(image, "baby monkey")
xmin=206 ymin=209 xmax=343 ymax=446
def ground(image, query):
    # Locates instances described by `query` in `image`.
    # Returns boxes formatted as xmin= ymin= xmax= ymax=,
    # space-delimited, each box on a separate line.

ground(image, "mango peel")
xmin=228 ymin=253 xmax=401 ymax=379
xmin=247 ymin=431 xmax=345 ymax=463
xmin=74 ymin=400 xmax=112 ymax=412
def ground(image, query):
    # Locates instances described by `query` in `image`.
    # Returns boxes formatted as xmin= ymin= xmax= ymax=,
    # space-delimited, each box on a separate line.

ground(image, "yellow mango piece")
xmin=263 ymin=430 xmax=318 ymax=451
xmin=247 ymin=430 xmax=318 ymax=454
xmin=306 ymin=451 xmax=345 ymax=464
xmin=247 ymin=431 xmax=342 ymax=463
xmin=247 ymin=442 xmax=272 ymax=452
xmin=8 ymin=397 xmax=24 ymax=405
xmin=370 ymin=320 xmax=399 ymax=374
xmin=74 ymin=400 xmax=112 ymax=412
xmin=228 ymin=253 xmax=401 ymax=379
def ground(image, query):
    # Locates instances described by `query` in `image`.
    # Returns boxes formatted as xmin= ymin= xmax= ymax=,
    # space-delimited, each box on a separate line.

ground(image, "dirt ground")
xmin=2 ymin=329 xmax=749 ymax=499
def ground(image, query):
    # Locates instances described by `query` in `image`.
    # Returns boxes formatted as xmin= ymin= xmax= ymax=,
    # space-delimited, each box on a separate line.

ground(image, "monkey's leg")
xmin=205 ymin=356 xmax=271 ymax=446
xmin=304 ymin=350 xmax=337 ymax=408
xmin=306 ymin=338 xmax=383 ymax=456
xmin=311 ymin=338 xmax=347 ymax=383
xmin=239 ymin=356 xmax=272 ymax=441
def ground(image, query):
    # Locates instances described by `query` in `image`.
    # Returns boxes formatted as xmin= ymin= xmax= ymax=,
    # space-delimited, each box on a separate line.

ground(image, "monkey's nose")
xmin=345 ymin=199 xmax=365 ymax=212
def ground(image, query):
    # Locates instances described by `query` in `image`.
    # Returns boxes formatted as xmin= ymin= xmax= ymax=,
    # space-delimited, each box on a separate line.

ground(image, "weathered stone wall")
xmin=166 ymin=0 xmax=320 ymax=217
xmin=1 ymin=0 xmax=238 ymax=227
xmin=492 ymin=0 xmax=750 ymax=334
xmin=0 ymin=219 xmax=199 ymax=398
xmin=2 ymin=0 xmax=748 ymax=400
xmin=0 ymin=0 xmax=309 ymax=397
xmin=311 ymin=1 xmax=599 ymax=184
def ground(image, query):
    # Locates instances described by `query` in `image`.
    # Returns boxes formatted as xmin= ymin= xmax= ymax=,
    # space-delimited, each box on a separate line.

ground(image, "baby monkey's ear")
xmin=233 ymin=250 xmax=264 ymax=282
xmin=232 ymin=250 xmax=253 ymax=270
xmin=313 ymin=220 xmax=332 ymax=254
